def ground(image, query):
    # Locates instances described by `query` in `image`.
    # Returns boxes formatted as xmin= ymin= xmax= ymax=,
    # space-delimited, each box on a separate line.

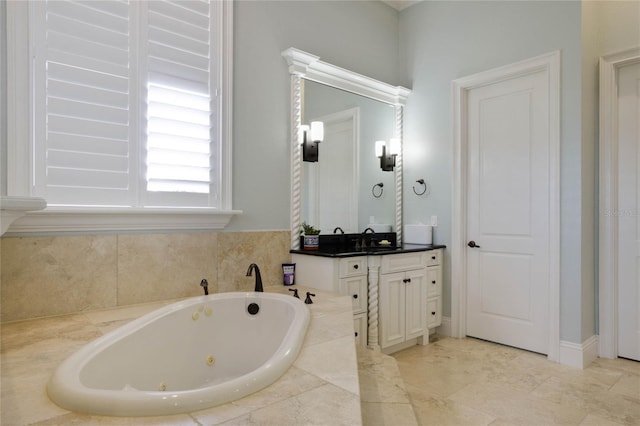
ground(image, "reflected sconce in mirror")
xmin=375 ymin=138 xmax=400 ymax=171
xmin=301 ymin=121 xmax=324 ymax=162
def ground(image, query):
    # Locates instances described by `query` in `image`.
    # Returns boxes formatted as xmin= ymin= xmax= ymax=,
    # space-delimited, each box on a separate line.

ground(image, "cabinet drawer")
xmin=425 ymin=249 xmax=442 ymax=267
xmin=353 ymin=313 xmax=367 ymax=347
xmin=427 ymin=267 xmax=441 ymax=297
xmin=340 ymin=275 xmax=368 ymax=314
xmin=426 ymin=298 xmax=442 ymax=328
xmin=339 ymin=257 xmax=366 ymax=278
xmin=380 ymin=252 xmax=426 ymax=274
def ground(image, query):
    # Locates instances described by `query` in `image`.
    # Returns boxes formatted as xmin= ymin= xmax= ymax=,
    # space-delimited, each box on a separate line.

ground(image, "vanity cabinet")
xmin=291 ymin=247 xmax=444 ymax=352
xmin=426 ymin=250 xmax=443 ymax=329
xmin=291 ymin=254 xmax=368 ymax=344
xmin=378 ymin=252 xmax=429 ymax=350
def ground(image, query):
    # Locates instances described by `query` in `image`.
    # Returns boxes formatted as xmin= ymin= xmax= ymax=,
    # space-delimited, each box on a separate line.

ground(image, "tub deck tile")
xmin=0 ymin=287 xmax=362 ymax=425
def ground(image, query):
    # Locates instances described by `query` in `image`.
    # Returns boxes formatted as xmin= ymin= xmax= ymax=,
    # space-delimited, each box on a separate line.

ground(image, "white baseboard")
xmin=435 ymin=316 xmax=452 ymax=337
xmin=559 ymin=335 xmax=598 ymax=369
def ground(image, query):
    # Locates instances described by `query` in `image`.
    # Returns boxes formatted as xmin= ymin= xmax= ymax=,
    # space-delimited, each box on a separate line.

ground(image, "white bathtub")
xmin=47 ymin=292 xmax=310 ymax=417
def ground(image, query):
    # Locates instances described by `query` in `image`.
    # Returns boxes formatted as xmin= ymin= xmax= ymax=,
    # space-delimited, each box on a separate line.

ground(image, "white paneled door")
xmin=617 ymin=61 xmax=640 ymax=361
xmin=465 ymin=68 xmax=551 ymax=354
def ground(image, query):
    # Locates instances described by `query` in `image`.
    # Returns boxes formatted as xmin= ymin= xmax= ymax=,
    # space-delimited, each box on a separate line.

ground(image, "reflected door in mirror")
xmin=304 ymin=108 xmax=358 ymax=233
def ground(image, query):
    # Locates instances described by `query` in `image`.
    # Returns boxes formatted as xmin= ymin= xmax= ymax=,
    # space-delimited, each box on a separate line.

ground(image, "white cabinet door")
xmin=379 ymin=268 xmax=427 ymax=348
xmin=379 ymin=272 xmax=406 ymax=348
xmin=405 ymin=268 xmax=427 ymax=340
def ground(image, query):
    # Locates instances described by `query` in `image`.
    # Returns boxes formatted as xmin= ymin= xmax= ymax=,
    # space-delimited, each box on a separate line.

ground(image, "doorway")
xmin=452 ymin=52 xmax=561 ymax=361
xmin=599 ymin=47 xmax=640 ymax=361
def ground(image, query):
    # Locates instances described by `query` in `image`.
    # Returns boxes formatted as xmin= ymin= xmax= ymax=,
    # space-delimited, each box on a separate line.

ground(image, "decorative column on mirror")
xmin=394 ymin=104 xmax=404 ymax=246
xmin=282 ymin=48 xmax=321 ymax=250
xmin=290 ymin=73 xmax=303 ymax=249
xmin=367 ymin=256 xmax=382 ymax=351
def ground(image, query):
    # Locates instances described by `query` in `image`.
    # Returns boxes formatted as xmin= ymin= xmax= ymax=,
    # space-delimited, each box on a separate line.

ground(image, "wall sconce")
xmin=375 ymin=138 xmax=400 ymax=171
xmin=301 ymin=121 xmax=324 ymax=162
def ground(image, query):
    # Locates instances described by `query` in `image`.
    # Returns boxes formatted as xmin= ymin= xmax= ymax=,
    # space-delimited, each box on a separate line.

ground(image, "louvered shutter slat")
xmin=48 ymin=133 xmax=129 ymax=157
xmin=145 ymin=0 xmax=213 ymax=202
xmin=47 ymin=98 xmax=128 ymax=125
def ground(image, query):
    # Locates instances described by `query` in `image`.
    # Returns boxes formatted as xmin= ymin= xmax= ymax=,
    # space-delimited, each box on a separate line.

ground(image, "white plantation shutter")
xmin=31 ymin=0 xmax=219 ymax=208
xmin=144 ymin=0 xmax=216 ymax=207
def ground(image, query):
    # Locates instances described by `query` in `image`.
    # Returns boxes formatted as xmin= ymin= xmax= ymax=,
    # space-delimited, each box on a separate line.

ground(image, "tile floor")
xmin=392 ymin=335 xmax=640 ymax=426
xmin=2 ymin=300 xmax=639 ymax=426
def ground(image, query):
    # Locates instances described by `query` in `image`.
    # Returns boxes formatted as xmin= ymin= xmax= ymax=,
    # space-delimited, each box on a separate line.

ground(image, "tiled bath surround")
xmin=0 ymin=230 xmax=291 ymax=322
xmin=1 ymin=285 xmax=362 ymax=425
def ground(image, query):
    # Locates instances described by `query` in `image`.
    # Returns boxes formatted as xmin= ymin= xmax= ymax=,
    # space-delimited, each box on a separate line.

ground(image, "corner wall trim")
xmin=559 ymin=335 xmax=599 ymax=369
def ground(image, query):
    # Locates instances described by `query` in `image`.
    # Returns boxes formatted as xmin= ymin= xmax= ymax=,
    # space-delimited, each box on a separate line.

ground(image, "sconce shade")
xmin=389 ymin=138 xmax=400 ymax=155
xmin=310 ymin=121 xmax=324 ymax=143
xmin=299 ymin=124 xmax=310 ymax=144
xmin=375 ymin=140 xmax=386 ymax=158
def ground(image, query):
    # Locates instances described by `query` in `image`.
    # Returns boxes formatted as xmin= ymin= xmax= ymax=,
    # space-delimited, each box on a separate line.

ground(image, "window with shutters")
xmin=16 ymin=0 xmax=235 ymax=231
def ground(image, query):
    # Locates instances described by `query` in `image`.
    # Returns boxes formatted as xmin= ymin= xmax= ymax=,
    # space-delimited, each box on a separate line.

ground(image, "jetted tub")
xmin=47 ymin=292 xmax=310 ymax=416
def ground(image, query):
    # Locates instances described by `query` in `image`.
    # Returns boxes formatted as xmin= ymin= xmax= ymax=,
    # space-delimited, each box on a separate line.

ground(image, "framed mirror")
xmin=282 ymin=48 xmax=410 ymax=249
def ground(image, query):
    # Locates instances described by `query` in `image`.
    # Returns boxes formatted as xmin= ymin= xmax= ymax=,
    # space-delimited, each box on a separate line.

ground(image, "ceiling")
xmin=382 ymin=0 xmax=423 ymax=11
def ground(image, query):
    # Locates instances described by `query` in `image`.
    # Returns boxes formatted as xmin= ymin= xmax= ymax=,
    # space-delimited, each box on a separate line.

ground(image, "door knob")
xmin=467 ymin=240 xmax=481 ymax=248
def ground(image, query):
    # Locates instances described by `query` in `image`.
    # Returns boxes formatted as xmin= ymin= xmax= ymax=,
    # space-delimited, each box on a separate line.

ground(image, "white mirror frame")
xmin=282 ymin=48 xmax=411 ymax=249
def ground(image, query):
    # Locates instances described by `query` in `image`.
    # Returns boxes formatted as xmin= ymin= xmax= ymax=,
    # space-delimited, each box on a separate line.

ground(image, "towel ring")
xmin=372 ymin=182 xmax=384 ymax=198
xmin=413 ymin=179 xmax=430 ymax=196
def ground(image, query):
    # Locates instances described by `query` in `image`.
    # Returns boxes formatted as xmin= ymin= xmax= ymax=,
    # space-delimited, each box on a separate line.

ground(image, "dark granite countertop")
xmin=290 ymin=243 xmax=446 ymax=258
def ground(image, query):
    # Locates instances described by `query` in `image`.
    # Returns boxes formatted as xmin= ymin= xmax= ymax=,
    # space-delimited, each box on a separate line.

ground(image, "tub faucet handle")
xmin=304 ymin=292 xmax=316 ymax=304
xmin=289 ymin=288 xmax=299 ymax=299
xmin=200 ymin=279 xmax=209 ymax=296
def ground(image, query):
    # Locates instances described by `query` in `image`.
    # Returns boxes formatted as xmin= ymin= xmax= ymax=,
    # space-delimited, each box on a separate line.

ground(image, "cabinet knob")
xmin=432 ymin=256 xmax=436 ymax=260
xmin=431 ymin=311 xmax=436 ymax=315
xmin=355 ymin=331 xmax=358 ymax=337
xmin=403 ymin=278 xmax=411 ymax=283
xmin=432 ymin=280 xmax=436 ymax=284
xmin=353 ymin=294 xmax=358 ymax=299
xmin=353 ymin=264 xmax=359 ymax=269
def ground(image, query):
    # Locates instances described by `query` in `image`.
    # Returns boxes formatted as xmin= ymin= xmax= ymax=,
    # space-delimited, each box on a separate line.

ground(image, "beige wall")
xmin=1 ymin=230 xmax=291 ymax=322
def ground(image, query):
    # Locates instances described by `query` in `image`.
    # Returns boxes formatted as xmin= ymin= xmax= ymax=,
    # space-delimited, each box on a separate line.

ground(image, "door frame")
xmin=451 ymin=51 xmax=561 ymax=362
xmin=598 ymin=47 xmax=640 ymax=359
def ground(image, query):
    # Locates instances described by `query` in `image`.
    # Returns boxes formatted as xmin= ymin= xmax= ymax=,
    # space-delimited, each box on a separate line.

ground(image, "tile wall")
xmin=0 ymin=230 xmax=291 ymax=322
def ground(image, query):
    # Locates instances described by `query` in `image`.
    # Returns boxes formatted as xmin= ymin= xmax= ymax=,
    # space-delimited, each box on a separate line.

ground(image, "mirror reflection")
xmin=302 ymin=80 xmax=396 ymax=234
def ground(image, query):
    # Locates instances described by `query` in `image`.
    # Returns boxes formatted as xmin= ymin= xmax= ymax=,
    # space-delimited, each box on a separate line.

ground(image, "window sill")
xmin=4 ymin=207 xmax=242 ymax=235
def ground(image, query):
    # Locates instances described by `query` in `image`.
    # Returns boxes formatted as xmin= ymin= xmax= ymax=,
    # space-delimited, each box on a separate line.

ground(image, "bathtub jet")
xmin=47 ymin=292 xmax=310 ymax=417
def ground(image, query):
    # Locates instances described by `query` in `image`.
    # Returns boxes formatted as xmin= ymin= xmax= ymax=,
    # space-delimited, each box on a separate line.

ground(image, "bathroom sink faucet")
xmin=246 ymin=263 xmax=264 ymax=292
xmin=361 ymin=227 xmax=376 ymax=248
xmin=333 ymin=227 xmax=345 ymax=234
